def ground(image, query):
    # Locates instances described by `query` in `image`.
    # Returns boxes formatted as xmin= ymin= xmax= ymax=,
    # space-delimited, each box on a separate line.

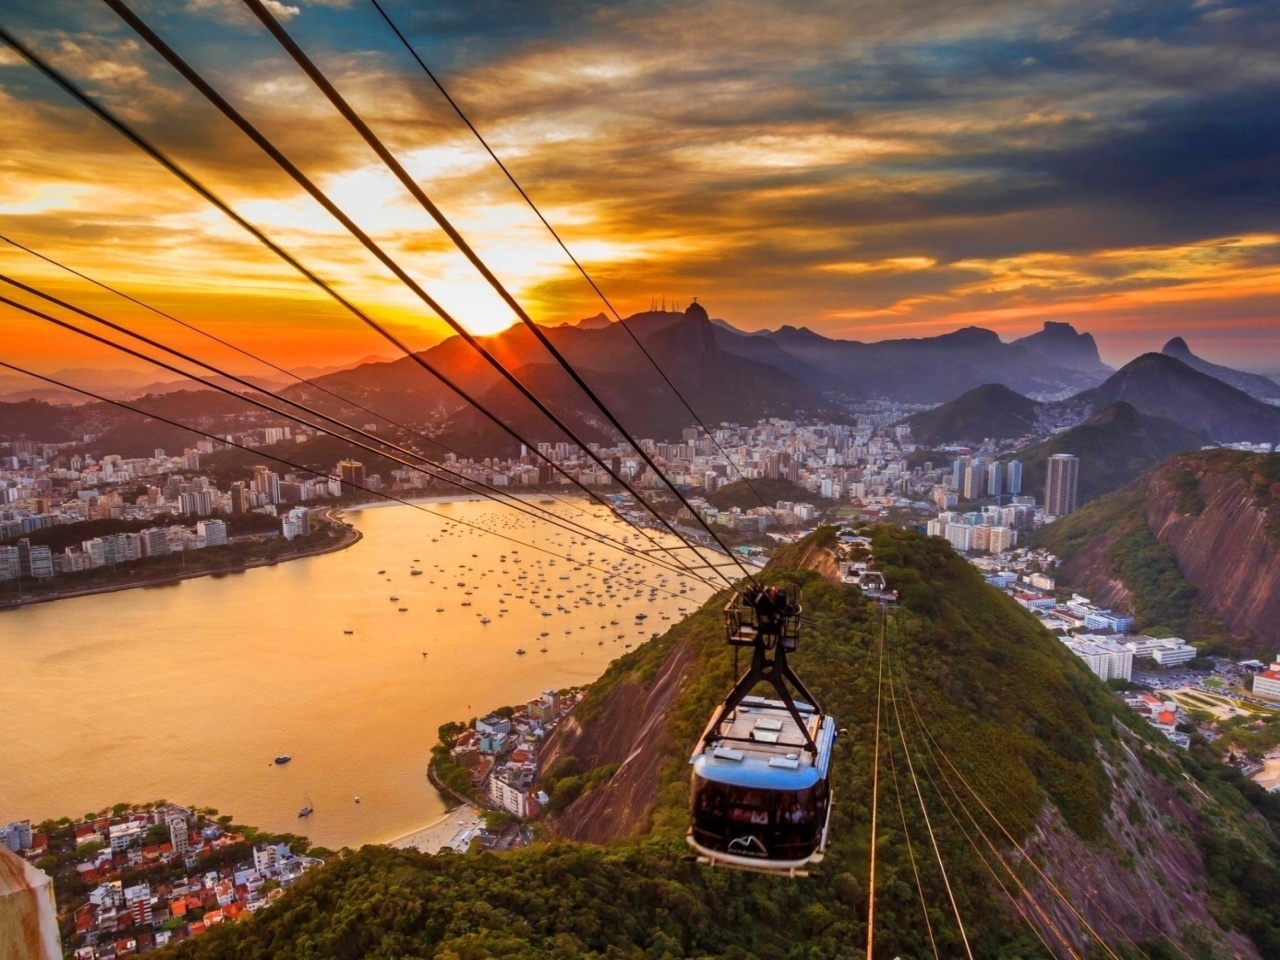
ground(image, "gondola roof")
xmin=692 ymin=695 xmax=834 ymax=790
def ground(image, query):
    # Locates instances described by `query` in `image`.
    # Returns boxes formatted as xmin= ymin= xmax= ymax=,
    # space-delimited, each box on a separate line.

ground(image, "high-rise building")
xmin=1045 ymin=454 xmax=1079 ymax=517
xmin=169 ymin=817 xmax=189 ymax=860
xmin=1005 ymin=460 xmax=1023 ymax=496
xmin=197 ymin=519 xmax=228 ymax=547
xmin=3 ymin=820 xmax=32 ymax=853
xmin=231 ymin=481 xmax=250 ymax=514
xmin=987 ymin=460 xmax=1003 ymax=498
xmin=16 ymin=538 xmax=54 ymax=579
xmin=337 ymin=459 xmax=365 ymax=493
xmin=962 ymin=459 xmax=986 ymax=500
xmin=251 ymin=466 xmax=282 ymax=504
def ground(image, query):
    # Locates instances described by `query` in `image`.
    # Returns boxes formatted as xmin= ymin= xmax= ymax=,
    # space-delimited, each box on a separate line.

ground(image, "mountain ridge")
xmin=1077 ymin=352 xmax=1280 ymax=443
xmin=1033 ymin=449 xmax=1280 ymax=656
xmin=1162 ymin=336 xmax=1280 ymax=400
xmin=1016 ymin=400 xmax=1209 ymax=506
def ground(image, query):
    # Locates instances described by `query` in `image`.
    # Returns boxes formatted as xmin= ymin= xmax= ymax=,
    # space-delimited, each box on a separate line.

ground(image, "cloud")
xmin=1 ymin=0 xmax=1278 ymax=368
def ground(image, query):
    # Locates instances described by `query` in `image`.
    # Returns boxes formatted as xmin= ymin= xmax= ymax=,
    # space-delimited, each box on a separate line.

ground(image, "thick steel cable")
xmin=0 ymin=290 xmax=720 ymax=588
xmin=891 ymin=658 xmax=1078 ymax=960
xmin=0 ymin=23 xmax=714 ymax=589
xmin=229 ymin=0 xmax=757 ymax=585
xmin=366 ymin=0 xmax=799 ymax=543
xmin=96 ymin=1 xmax=728 ymax=590
xmin=885 ymin=736 xmax=940 ymax=959
xmin=886 ymin=654 xmax=975 ymax=959
xmin=896 ymin=664 xmax=1132 ymax=960
xmin=864 ymin=605 xmax=886 ymax=960
xmin=0 ymin=244 xmax=698 ymax=579
xmin=0 ymin=359 xmax=724 ymax=601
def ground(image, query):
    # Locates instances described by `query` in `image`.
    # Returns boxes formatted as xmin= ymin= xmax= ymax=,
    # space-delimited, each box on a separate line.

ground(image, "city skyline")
xmin=0 ymin=0 xmax=1277 ymax=375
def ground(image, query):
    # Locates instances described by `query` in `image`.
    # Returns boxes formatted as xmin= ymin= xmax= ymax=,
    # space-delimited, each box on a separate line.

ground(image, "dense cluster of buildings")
xmin=0 ymin=431 xmax=349 ymax=582
xmin=3 ymin=807 xmax=319 ymax=957
xmin=448 ymin=689 xmax=580 ymax=819
xmin=977 ymin=562 xmax=1196 ymax=689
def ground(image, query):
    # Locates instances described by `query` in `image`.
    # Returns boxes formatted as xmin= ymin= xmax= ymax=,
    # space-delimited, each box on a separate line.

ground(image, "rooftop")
xmin=692 ymin=696 xmax=834 ymax=789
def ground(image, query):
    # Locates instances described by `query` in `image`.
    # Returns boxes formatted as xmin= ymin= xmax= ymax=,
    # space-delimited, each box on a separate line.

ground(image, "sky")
xmin=0 ymin=0 xmax=1278 ymax=379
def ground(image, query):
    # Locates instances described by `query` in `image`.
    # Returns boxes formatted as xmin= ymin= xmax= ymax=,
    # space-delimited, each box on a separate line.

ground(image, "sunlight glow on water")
xmin=0 ymin=499 xmax=728 ymax=848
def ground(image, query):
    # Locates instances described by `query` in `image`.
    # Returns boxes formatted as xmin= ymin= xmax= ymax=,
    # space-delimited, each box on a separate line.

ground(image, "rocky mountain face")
xmin=1038 ymin=450 xmax=1280 ymax=654
xmin=1163 ymin=337 xmax=1280 ymax=400
xmin=1013 ymin=321 xmax=1112 ymax=373
xmin=1077 ymin=353 xmax=1280 ymax=443
xmin=1142 ymin=453 xmax=1280 ymax=650
xmin=537 ymin=526 xmax=1274 ymax=957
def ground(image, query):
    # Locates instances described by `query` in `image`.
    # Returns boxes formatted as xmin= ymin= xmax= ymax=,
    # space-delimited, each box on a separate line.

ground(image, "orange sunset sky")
xmin=1 ymin=0 xmax=1279 ymax=378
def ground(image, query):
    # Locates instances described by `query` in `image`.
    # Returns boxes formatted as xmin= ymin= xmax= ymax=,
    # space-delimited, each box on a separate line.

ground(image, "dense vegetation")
xmin=903 ymin=382 xmax=1040 ymax=446
xmin=704 ymin=477 xmax=814 ymax=512
xmin=1034 ymin=491 xmax=1202 ymax=637
xmin=155 ymin=526 xmax=1280 ymax=959
xmin=1031 ymin=450 xmax=1278 ymax=649
xmin=1017 ymin=401 xmax=1206 ymax=506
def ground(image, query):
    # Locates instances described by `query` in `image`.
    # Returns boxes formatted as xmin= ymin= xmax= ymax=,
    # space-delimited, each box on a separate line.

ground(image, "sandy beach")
xmin=1253 ymin=757 xmax=1280 ymax=791
xmin=389 ymin=804 xmax=484 ymax=854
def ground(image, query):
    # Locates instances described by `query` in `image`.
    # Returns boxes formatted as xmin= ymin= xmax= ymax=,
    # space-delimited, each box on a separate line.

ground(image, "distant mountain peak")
xmin=940 ymin=325 xmax=1001 ymax=344
xmin=683 ymin=299 xmax=708 ymax=323
xmin=1011 ymin=321 xmax=1109 ymax=373
xmin=1155 ymin=338 xmax=1280 ymax=400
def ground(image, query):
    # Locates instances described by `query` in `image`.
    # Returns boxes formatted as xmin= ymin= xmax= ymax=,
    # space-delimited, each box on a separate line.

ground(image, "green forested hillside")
xmin=904 ymin=383 xmax=1040 ymax=446
xmin=1017 ymin=401 xmax=1207 ymax=506
xmin=159 ymin=527 xmax=1280 ymax=959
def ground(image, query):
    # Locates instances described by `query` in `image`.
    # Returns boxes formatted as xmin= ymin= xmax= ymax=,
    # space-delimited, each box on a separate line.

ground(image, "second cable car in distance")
xmin=687 ymin=583 xmax=836 ymax=877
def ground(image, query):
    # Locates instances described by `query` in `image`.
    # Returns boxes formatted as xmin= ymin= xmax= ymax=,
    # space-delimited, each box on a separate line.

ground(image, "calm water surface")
xmin=0 ymin=499 xmax=726 ymax=848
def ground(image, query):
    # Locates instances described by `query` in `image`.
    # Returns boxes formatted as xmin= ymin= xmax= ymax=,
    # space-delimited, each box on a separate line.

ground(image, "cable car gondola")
xmin=687 ymin=584 xmax=836 ymax=877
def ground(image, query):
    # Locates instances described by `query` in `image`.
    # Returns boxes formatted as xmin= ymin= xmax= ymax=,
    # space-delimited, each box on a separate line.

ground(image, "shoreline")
xmin=0 ymin=509 xmax=362 ymax=612
xmin=387 ymin=803 xmax=484 ymax=854
xmin=341 ymin=491 xmax=594 ymax=513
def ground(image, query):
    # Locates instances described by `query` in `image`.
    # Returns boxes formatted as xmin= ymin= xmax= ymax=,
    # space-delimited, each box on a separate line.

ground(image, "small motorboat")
xmin=343 ymin=630 xmax=354 ymax=635
xmin=275 ymin=755 xmax=292 ymax=765
xmin=390 ymin=596 xmax=399 ymax=602
xmin=398 ymin=607 xmax=408 ymax=612
xmin=516 ymin=648 xmax=526 ymax=655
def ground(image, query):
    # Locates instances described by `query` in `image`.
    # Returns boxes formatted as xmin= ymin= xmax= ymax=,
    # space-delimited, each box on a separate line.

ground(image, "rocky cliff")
xmin=534 ymin=526 xmax=1276 ymax=957
xmin=1042 ymin=450 xmax=1280 ymax=653
xmin=157 ymin=526 xmax=1280 ymax=959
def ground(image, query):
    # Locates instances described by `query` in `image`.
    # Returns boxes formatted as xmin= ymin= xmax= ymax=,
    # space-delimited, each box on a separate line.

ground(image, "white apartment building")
xmin=1064 ymin=637 xmax=1134 ymax=682
xmin=488 ymin=771 xmax=534 ymax=818
xmin=1254 ymin=657 xmax=1280 ymax=701
xmin=1126 ymin=636 xmax=1196 ymax=667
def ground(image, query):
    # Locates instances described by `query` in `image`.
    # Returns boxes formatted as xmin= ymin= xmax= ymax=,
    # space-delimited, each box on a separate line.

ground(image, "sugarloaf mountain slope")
xmin=159 ymin=528 xmax=1280 ymax=959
